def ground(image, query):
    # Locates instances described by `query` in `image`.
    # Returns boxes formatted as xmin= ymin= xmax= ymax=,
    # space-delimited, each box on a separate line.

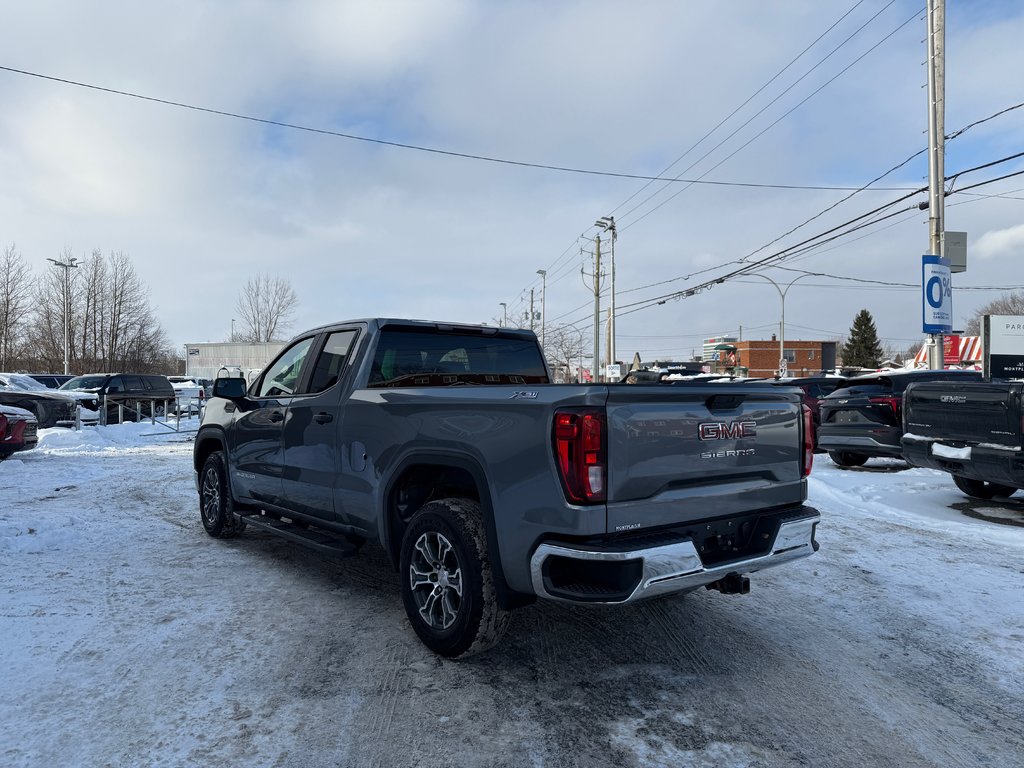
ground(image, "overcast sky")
xmin=2 ymin=0 xmax=1022 ymax=363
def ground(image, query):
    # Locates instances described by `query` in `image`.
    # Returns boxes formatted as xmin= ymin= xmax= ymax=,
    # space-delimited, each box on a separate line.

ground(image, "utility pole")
xmin=529 ymin=288 xmax=535 ymax=331
xmin=926 ymin=0 xmax=946 ymax=370
xmin=593 ymin=235 xmax=602 ymax=381
xmin=499 ymin=302 xmax=507 ymax=327
xmin=46 ymin=255 xmax=79 ymax=375
xmin=580 ymin=239 xmax=604 ymax=382
xmin=536 ymin=269 xmax=547 ymax=347
xmin=596 ymin=216 xmax=617 ymax=373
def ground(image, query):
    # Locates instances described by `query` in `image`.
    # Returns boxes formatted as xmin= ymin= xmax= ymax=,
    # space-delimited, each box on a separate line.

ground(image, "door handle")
xmin=314 ymin=412 xmax=334 ymax=424
xmin=269 ymin=411 xmax=284 ymax=423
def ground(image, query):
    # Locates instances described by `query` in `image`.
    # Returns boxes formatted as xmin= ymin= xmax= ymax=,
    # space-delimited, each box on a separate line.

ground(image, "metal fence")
xmin=88 ymin=396 xmax=205 ymax=434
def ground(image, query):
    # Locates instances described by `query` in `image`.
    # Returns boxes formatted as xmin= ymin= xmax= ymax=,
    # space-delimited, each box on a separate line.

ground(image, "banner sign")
xmin=922 ymin=255 xmax=952 ymax=334
xmin=942 ymin=335 xmax=960 ymax=365
xmin=983 ymin=315 xmax=1024 ymax=380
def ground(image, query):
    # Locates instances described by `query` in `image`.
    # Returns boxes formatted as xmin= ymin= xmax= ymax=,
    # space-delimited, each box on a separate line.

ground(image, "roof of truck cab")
xmin=288 ymin=319 xmax=538 ymax=339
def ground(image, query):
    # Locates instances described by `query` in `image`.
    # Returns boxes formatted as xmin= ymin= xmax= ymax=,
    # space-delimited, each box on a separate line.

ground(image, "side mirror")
xmin=213 ymin=378 xmax=248 ymax=399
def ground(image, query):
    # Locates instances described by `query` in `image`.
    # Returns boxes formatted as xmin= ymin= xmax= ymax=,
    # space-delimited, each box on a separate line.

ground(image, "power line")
xmin=765 ymin=266 xmax=1024 ymax=291
xmin=611 ymin=151 xmax=1024 ymax=317
xmin=619 ymin=3 xmax=922 ymax=233
xmin=610 ymin=0 xmax=871 ymax=218
xmin=0 ymin=63 xmax=918 ymax=192
xmin=570 ymin=104 xmax=1024 ymax=311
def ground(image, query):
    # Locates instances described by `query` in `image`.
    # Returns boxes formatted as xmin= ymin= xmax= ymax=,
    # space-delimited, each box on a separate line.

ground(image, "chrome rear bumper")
xmin=529 ymin=513 xmax=819 ymax=605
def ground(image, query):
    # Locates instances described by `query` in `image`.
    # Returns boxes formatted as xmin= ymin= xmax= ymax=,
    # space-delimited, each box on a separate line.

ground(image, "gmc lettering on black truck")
xmin=194 ymin=319 xmax=820 ymax=657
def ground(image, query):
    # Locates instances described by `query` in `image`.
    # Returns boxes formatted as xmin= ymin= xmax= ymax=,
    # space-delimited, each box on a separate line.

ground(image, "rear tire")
xmin=952 ymin=475 xmax=1017 ymax=500
xmin=399 ymin=498 xmax=510 ymax=658
xmin=199 ymin=451 xmax=246 ymax=538
xmin=828 ymin=450 xmax=869 ymax=468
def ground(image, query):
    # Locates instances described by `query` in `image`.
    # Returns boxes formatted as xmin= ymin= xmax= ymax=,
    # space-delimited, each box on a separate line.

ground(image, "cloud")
xmin=973 ymin=223 xmax=1024 ymax=261
xmin=0 ymin=1 xmax=1022 ymax=354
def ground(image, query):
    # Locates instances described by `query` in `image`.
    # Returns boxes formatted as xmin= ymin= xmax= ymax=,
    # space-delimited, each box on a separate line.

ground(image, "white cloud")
xmin=0 ymin=1 xmax=1022 ymax=354
xmin=973 ymin=223 xmax=1024 ymax=261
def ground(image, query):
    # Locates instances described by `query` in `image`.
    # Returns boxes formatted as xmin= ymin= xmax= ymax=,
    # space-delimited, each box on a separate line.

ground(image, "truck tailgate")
xmin=904 ymin=381 xmax=1023 ymax=446
xmin=604 ymin=385 xmax=805 ymax=533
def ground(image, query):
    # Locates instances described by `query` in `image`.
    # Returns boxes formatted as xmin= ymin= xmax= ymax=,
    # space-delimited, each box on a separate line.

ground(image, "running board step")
xmin=236 ymin=513 xmax=360 ymax=558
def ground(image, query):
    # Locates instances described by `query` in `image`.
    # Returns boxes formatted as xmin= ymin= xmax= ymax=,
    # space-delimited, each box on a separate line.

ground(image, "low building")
xmin=713 ymin=337 xmax=837 ymax=378
xmin=183 ymin=342 xmax=285 ymax=383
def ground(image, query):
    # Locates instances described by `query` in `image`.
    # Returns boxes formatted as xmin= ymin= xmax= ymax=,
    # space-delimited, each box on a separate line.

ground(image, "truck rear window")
xmin=368 ymin=329 xmax=549 ymax=387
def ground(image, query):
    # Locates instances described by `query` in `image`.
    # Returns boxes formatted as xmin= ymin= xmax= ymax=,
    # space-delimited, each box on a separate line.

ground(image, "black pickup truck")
xmin=194 ymin=318 xmax=820 ymax=657
xmin=902 ymin=379 xmax=1023 ymax=499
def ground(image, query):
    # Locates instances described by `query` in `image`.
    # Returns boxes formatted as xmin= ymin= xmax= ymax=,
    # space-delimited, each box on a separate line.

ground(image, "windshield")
xmin=62 ymin=376 xmax=109 ymax=390
xmin=0 ymin=373 xmax=48 ymax=391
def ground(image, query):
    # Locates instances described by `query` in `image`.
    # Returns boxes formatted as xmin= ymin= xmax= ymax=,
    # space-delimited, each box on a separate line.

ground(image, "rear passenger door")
xmin=281 ymin=328 xmax=361 ymax=521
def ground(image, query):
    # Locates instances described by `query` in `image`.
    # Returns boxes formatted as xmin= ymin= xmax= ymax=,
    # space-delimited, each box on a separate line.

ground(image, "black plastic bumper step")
xmin=236 ymin=513 xmax=359 ymax=559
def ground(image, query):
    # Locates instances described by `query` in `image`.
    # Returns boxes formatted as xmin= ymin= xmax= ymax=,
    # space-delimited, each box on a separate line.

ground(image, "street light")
xmin=536 ymin=269 xmax=547 ymax=347
xmin=595 ymin=216 xmax=617 ymax=373
xmin=499 ymin=302 xmax=508 ymax=327
xmin=46 ymin=255 xmax=79 ymax=375
xmin=746 ymin=272 xmax=815 ymax=375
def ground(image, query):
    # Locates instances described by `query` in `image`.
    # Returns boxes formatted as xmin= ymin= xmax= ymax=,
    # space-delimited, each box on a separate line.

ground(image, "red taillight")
xmin=869 ymin=395 xmax=901 ymax=420
xmin=801 ymin=404 xmax=814 ymax=477
xmin=553 ymin=409 xmax=606 ymax=504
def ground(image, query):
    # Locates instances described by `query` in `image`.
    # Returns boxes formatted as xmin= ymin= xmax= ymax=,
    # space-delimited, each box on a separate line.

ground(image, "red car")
xmin=0 ymin=405 xmax=38 ymax=459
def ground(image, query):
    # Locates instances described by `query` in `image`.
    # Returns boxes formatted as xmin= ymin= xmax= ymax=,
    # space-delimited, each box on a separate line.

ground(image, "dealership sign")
xmin=922 ymin=255 xmax=952 ymax=334
xmin=983 ymin=315 xmax=1024 ymax=380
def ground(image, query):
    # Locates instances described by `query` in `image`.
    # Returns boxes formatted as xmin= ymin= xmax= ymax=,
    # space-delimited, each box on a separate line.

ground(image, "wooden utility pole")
xmin=593 ymin=235 xmax=602 ymax=381
xmin=926 ymin=0 xmax=946 ymax=369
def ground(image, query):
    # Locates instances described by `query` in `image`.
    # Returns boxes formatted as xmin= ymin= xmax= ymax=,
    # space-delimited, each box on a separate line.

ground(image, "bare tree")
xmin=27 ymin=248 xmax=80 ymax=372
xmin=26 ymin=249 xmax=173 ymax=373
xmin=964 ymin=290 xmax=1024 ymax=335
xmin=0 ymin=244 xmax=33 ymax=370
xmin=542 ymin=324 xmax=588 ymax=383
xmin=235 ymin=274 xmax=298 ymax=342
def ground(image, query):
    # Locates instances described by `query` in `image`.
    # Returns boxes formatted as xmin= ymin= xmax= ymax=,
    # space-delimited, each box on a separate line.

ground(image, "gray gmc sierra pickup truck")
xmin=194 ymin=319 xmax=820 ymax=657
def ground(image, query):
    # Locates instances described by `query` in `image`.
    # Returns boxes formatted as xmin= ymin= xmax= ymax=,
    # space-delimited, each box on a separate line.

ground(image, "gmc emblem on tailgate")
xmin=698 ymin=421 xmax=756 ymax=440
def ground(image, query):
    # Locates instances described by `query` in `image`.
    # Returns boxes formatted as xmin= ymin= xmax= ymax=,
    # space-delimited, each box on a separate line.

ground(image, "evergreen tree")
xmin=841 ymin=309 xmax=883 ymax=368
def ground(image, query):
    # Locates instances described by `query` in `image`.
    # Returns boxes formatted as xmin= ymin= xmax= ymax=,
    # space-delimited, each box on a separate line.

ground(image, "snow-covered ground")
xmin=2 ymin=425 xmax=1022 ymax=768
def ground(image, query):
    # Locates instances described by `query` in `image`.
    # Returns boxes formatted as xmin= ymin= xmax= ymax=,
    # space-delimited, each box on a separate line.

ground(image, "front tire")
xmin=399 ymin=498 xmax=510 ymax=658
xmin=828 ymin=450 xmax=869 ymax=468
xmin=199 ymin=451 xmax=246 ymax=538
xmin=952 ymin=475 xmax=1017 ymax=500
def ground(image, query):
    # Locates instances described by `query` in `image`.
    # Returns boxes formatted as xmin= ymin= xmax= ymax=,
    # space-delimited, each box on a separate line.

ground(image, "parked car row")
xmin=60 ymin=373 xmax=178 ymax=420
xmin=0 ymin=371 xmax=208 ymax=428
xmin=0 ymin=373 xmax=82 ymax=428
xmin=815 ymin=370 xmax=983 ymax=467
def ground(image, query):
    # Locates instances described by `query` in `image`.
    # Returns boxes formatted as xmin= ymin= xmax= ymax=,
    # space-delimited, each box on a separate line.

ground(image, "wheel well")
xmin=385 ymin=463 xmax=480 ymax=566
xmin=194 ymin=435 xmax=224 ymax=473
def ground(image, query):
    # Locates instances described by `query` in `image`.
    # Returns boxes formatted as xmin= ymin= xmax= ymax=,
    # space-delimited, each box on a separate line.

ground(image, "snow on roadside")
xmin=0 ymin=421 xmax=196 ymax=554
